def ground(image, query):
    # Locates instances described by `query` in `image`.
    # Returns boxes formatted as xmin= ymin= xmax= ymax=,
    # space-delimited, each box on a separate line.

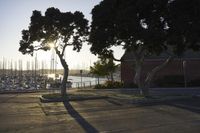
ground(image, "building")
xmin=121 ymin=50 xmax=200 ymax=87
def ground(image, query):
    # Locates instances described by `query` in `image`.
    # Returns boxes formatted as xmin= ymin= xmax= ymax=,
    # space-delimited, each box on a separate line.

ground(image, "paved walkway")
xmin=0 ymin=92 xmax=200 ymax=133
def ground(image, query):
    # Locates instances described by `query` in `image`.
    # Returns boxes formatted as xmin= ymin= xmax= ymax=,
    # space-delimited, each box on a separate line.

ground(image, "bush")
xmin=104 ymin=81 xmax=124 ymax=88
xmin=51 ymin=82 xmax=61 ymax=88
xmin=94 ymin=81 xmax=124 ymax=89
xmin=123 ymin=82 xmax=138 ymax=88
xmin=94 ymin=84 xmax=106 ymax=89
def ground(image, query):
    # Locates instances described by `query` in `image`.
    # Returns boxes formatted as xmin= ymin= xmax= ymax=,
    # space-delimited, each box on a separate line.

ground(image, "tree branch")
xmin=108 ymin=53 xmax=122 ymax=62
xmin=145 ymin=56 xmax=174 ymax=86
xmin=61 ymin=44 xmax=68 ymax=57
xmin=34 ymin=47 xmax=44 ymax=51
xmin=54 ymin=46 xmax=62 ymax=59
xmin=112 ymin=56 xmax=122 ymax=62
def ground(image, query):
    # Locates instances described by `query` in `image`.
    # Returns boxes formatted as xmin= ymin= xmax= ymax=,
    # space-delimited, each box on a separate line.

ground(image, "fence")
xmin=71 ymin=79 xmax=106 ymax=89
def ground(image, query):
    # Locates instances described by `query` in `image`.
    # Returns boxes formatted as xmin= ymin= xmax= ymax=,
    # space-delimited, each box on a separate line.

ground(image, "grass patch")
xmin=42 ymin=93 xmax=97 ymax=99
xmin=42 ymin=93 xmax=68 ymax=99
xmin=41 ymin=92 xmax=107 ymax=102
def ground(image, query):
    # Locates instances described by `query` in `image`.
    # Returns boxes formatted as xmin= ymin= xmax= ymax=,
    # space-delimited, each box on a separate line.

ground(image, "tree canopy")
xmin=89 ymin=0 xmax=200 ymax=59
xmin=90 ymin=58 xmax=118 ymax=81
xmin=90 ymin=60 xmax=107 ymax=77
xmin=19 ymin=7 xmax=89 ymax=56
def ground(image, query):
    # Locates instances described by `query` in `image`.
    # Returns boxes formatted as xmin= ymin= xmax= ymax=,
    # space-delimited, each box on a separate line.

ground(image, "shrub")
xmin=94 ymin=81 xmax=124 ymax=89
xmin=123 ymin=82 xmax=138 ymax=88
xmin=94 ymin=84 xmax=106 ymax=89
xmin=104 ymin=81 xmax=123 ymax=88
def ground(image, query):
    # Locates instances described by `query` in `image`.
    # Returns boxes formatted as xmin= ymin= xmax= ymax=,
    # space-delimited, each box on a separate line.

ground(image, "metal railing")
xmin=71 ymin=79 xmax=107 ymax=89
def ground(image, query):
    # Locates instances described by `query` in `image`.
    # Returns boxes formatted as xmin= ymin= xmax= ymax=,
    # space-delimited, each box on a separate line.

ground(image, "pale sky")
xmin=0 ymin=0 xmax=124 ymax=70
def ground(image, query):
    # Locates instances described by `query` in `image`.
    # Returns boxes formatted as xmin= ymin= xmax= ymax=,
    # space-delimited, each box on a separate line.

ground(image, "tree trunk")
xmin=54 ymin=47 xmax=69 ymax=97
xmin=134 ymin=63 xmax=149 ymax=96
xmin=133 ymin=52 xmax=173 ymax=97
xmin=61 ymin=67 xmax=68 ymax=97
xmin=133 ymin=54 xmax=148 ymax=96
xmin=140 ymin=85 xmax=149 ymax=97
xmin=58 ymin=57 xmax=69 ymax=97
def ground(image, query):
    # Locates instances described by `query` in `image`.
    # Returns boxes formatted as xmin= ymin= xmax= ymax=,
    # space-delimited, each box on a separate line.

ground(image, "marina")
xmin=0 ymin=65 xmax=107 ymax=92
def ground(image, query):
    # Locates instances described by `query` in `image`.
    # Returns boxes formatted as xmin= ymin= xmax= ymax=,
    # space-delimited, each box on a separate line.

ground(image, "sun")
xmin=49 ymin=42 xmax=55 ymax=49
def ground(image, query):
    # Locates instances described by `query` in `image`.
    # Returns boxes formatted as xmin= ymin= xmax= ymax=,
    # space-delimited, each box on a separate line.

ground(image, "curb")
xmin=40 ymin=95 xmax=108 ymax=103
xmin=0 ymin=89 xmax=49 ymax=94
xmin=109 ymin=96 xmax=193 ymax=105
xmin=192 ymin=95 xmax=200 ymax=98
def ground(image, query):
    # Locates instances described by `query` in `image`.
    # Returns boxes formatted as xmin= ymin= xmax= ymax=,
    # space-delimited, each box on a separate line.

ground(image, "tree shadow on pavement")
xmin=0 ymin=94 xmax=19 ymax=103
xmin=165 ymin=97 xmax=200 ymax=114
xmin=136 ymin=97 xmax=200 ymax=114
xmin=63 ymin=101 xmax=98 ymax=133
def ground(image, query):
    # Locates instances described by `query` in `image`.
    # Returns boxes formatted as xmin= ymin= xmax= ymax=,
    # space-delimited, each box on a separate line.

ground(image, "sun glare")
xmin=49 ymin=42 xmax=55 ymax=49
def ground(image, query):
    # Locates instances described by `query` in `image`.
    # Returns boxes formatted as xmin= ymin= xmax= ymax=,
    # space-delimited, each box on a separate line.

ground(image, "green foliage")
xmin=104 ymin=81 xmax=124 ymax=88
xmin=94 ymin=84 xmax=106 ymax=89
xmin=94 ymin=80 xmax=138 ymax=89
xmin=90 ymin=58 xmax=118 ymax=79
xmin=90 ymin=60 xmax=107 ymax=77
xmin=123 ymin=82 xmax=138 ymax=88
xmin=19 ymin=7 xmax=89 ymax=55
xmin=42 ymin=93 xmax=102 ymax=101
xmin=90 ymin=0 xmax=200 ymax=58
xmin=94 ymin=81 xmax=124 ymax=89
xmin=43 ymin=93 xmax=68 ymax=99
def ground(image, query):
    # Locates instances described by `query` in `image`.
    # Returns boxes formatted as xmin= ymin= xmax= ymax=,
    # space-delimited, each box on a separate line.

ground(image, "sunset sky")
xmin=0 ymin=0 xmax=124 ymax=70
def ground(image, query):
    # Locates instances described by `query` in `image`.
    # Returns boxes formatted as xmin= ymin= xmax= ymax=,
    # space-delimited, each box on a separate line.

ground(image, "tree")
xmin=89 ymin=0 xmax=200 ymax=96
xmin=90 ymin=60 xmax=107 ymax=85
xmin=19 ymin=7 xmax=88 ymax=97
xmin=90 ymin=58 xmax=118 ymax=83
xmin=101 ymin=58 xmax=118 ymax=82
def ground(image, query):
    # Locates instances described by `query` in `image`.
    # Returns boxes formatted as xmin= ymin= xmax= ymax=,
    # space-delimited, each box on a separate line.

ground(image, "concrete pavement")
xmin=0 ymin=92 xmax=200 ymax=133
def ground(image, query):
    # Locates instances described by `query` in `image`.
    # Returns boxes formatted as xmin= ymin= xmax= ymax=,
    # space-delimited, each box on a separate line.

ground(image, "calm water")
xmin=48 ymin=74 xmax=106 ymax=88
xmin=70 ymin=76 xmax=107 ymax=88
